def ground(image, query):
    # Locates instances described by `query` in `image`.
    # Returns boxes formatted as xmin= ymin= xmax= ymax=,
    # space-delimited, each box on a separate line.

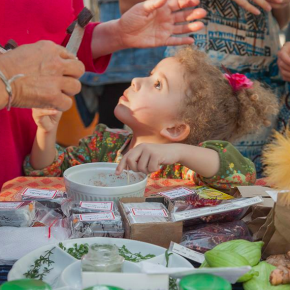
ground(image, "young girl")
xmin=24 ymin=47 xmax=278 ymax=191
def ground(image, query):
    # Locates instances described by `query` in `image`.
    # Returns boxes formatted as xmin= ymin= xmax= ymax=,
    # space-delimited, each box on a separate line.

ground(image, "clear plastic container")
xmin=82 ymin=244 xmax=124 ymax=272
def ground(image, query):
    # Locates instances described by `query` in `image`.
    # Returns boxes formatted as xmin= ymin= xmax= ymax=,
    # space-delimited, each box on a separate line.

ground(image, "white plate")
xmin=8 ymin=237 xmax=193 ymax=289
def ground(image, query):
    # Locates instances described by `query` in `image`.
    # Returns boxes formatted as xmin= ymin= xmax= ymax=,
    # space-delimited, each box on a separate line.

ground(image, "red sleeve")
xmin=77 ymin=22 xmax=112 ymax=73
xmin=62 ymin=1 xmax=111 ymax=73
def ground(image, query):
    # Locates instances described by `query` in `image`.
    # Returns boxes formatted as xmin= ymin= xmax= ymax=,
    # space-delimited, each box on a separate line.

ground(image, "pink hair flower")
xmin=224 ymin=73 xmax=253 ymax=93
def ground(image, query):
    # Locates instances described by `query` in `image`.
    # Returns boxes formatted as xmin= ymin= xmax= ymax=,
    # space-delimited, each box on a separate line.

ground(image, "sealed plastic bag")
xmin=20 ymin=188 xmax=67 ymax=216
xmin=70 ymin=211 xmax=124 ymax=238
xmin=171 ymin=196 xmax=263 ymax=224
xmin=181 ymin=221 xmax=253 ymax=253
xmin=0 ymin=201 xmax=36 ymax=227
xmin=121 ymin=202 xmax=171 ymax=224
xmin=62 ymin=200 xmax=117 ymax=217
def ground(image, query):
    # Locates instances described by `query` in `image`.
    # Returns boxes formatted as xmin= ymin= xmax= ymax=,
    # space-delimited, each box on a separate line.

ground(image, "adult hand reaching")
xmin=0 ymin=41 xmax=85 ymax=111
xmin=91 ymin=0 xmax=206 ymax=58
xmin=119 ymin=0 xmax=207 ymax=47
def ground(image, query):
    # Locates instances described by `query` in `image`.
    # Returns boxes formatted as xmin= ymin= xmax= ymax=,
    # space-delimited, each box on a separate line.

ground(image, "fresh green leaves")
xmin=59 ymin=242 xmax=89 ymax=260
xmin=118 ymin=245 xmax=155 ymax=262
xmin=24 ymin=248 xmax=55 ymax=280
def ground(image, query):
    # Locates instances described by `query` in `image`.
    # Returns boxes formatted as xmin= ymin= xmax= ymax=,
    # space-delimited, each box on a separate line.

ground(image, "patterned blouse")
xmin=24 ymin=124 xmax=256 ymax=191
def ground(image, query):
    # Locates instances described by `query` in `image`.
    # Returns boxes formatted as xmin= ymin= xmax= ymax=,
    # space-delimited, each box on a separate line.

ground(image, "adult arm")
xmin=91 ymin=0 xmax=207 ymax=59
xmin=0 ymin=41 xmax=84 ymax=111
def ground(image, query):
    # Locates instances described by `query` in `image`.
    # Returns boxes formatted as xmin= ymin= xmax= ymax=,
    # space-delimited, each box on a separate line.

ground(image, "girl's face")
xmin=114 ymin=57 xmax=186 ymax=134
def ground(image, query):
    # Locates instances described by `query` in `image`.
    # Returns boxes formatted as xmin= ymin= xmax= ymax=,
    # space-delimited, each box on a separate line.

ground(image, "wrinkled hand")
xmin=278 ymin=42 xmax=290 ymax=81
xmin=116 ymin=143 xmax=181 ymax=175
xmin=232 ymin=0 xmax=272 ymax=14
xmin=32 ymin=109 xmax=62 ymax=133
xmin=119 ymin=0 xmax=207 ymax=47
xmin=0 ymin=41 xmax=84 ymax=111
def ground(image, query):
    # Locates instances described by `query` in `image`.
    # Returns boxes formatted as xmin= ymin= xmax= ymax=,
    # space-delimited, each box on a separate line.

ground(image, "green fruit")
xmin=211 ymin=240 xmax=263 ymax=267
xmin=179 ymin=273 xmax=232 ymax=290
xmin=205 ymin=250 xmax=249 ymax=268
xmin=205 ymin=250 xmax=258 ymax=282
xmin=0 ymin=279 xmax=51 ymax=290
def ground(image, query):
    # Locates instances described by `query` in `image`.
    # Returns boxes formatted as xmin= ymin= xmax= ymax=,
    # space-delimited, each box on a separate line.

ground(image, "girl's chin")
xmin=114 ymin=105 xmax=132 ymax=125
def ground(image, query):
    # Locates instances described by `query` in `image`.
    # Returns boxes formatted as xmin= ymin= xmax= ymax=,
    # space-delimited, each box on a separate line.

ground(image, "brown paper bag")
xmin=261 ymin=192 xmax=290 ymax=258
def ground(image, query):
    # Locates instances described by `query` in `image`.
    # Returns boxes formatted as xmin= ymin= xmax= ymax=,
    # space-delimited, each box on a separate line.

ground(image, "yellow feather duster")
xmin=263 ymin=129 xmax=290 ymax=191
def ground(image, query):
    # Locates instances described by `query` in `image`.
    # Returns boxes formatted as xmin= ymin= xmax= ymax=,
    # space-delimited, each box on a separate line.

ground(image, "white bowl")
xmin=63 ymin=163 xmax=148 ymax=201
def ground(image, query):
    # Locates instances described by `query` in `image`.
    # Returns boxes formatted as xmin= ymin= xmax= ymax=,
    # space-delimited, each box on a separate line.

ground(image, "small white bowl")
xmin=63 ymin=163 xmax=147 ymax=201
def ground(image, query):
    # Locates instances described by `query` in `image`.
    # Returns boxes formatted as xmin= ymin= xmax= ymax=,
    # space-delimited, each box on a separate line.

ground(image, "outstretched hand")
xmin=119 ymin=0 xmax=207 ymax=47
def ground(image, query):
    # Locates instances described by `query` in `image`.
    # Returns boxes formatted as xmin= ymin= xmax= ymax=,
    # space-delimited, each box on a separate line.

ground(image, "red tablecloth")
xmin=0 ymin=176 xmax=269 ymax=201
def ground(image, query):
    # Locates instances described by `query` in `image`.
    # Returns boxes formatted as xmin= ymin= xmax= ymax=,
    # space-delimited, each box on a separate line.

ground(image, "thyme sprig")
xmin=24 ymin=247 xmax=55 ymax=280
xmin=165 ymin=249 xmax=178 ymax=290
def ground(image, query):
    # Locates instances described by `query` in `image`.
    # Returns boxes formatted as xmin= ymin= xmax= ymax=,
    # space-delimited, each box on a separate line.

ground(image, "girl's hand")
xmin=32 ymin=109 xmax=62 ymax=133
xmin=232 ymin=0 xmax=272 ymax=14
xmin=119 ymin=0 xmax=207 ymax=47
xmin=278 ymin=42 xmax=290 ymax=81
xmin=115 ymin=143 xmax=181 ymax=175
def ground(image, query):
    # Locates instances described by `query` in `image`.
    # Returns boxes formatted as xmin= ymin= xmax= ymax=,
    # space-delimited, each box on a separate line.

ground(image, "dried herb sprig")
xmin=165 ymin=249 xmax=178 ymax=290
xmin=24 ymin=247 xmax=55 ymax=280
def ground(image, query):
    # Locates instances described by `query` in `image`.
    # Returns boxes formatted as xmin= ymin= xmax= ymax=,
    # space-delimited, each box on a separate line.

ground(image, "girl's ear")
xmin=160 ymin=123 xmax=190 ymax=142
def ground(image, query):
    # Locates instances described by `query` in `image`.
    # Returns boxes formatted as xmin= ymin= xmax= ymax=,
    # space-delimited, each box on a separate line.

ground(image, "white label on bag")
xmin=173 ymin=196 xmax=263 ymax=222
xmin=22 ymin=188 xmax=57 ymax=199
xmin=169 ymin=242 xmax=205 ymax=264
xmin=79 ymin=212 xmax=115 ymax=221
xmin=80 ymin=201 xmax=113 ymax=211
xmin=159 ymin=187 xmax=195 ymax=199
xmin=0 ymin=202 xmax=24 ymax=210
xmin=131 ymin=209 xmax=168 ymax=217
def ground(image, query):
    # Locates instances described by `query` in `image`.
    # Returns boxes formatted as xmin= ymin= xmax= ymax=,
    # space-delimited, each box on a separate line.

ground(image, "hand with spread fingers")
xmin=278 ymin=42 xmax=290 ymax=82
xmin=119 ymin=0 xmax=207 ymax=47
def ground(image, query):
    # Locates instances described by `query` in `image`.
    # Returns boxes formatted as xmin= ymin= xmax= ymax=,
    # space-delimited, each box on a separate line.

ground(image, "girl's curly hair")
xmin=174 ymin=46 xmax=279 ymax=145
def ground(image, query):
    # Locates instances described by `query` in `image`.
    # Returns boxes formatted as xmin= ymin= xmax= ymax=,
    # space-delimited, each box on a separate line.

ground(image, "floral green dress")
xmin=24 ymin=124 xmax=256 ymax=191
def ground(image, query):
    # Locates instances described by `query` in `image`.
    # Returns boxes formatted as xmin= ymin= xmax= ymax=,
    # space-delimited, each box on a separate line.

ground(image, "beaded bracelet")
xmin=0 ymin=70 xmax=24 ymax=111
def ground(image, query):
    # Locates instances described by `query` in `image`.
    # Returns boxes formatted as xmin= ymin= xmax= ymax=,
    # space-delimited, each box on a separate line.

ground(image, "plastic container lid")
xmin=179 ymin=274 xmax=232 ymax=290
xmin=83 ymin=286 xmax=125 ymax=290
xmin=0 ymin=279 xmax=52 ymax=290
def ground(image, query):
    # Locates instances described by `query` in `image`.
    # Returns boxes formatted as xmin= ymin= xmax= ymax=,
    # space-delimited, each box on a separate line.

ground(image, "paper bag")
xmin=261 ymin=192 xmax=290 ymax=258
